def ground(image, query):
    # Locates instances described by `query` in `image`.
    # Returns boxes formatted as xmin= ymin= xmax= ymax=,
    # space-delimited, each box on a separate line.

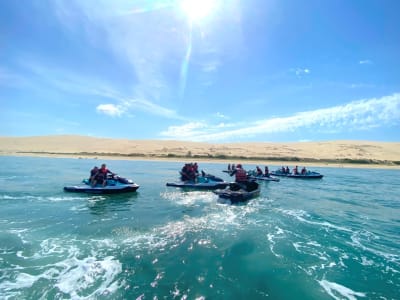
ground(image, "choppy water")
xmin=0 ymin=156 xmax=399 ymax=299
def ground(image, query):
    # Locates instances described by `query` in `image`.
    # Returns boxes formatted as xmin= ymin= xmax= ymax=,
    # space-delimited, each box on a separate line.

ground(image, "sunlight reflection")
xmin=180 ymin=0 xmax=217 ymax=22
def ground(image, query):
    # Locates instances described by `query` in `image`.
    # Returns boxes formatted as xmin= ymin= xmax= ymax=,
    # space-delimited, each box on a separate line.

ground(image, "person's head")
xmin=237 ymin=164 xmax=242 ymax=168
xmin=101 ymin=164 xmax=106 ymax=169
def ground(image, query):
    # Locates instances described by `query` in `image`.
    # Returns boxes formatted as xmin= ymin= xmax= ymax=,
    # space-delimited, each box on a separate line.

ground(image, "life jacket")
xmin=90 ymin=168 xmax=98 ymax=176
xmin=235 ymin=168 xmax=247 ymax=182
xmin=97 ymin=168 xmax=109 ymax=180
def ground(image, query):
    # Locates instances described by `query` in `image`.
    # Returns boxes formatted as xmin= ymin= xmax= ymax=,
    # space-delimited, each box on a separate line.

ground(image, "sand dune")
xmin=1 ymin=135 xmax=399 ymax=168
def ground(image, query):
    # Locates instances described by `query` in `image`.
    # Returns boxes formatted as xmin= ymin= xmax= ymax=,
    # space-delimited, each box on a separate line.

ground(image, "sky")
xmin=1 ymin=0 xmax=400 ymax=142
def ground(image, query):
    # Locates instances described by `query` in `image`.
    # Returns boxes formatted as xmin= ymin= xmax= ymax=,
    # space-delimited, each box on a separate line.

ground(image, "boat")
xmin=64 ymin=175 xmax=139 ymax=194
xmin=246 ymin=170 xmax=280 ymax=182
xmin=270 ymin=169 xmax=323 ymax=179
xmin=248 ymin=174 xmax=280 ymax=182
xmin=214 ymin=181 xmax=260 ymax=204
xmin=166 ymin=174 xmax=229 ymax=190
xmin=286 ymin=171 xmax=323 ymax=179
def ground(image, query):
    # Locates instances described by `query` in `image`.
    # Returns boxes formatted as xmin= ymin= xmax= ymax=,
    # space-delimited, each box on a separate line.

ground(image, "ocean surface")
xmin=0 ymin=156 xmax=399 ymax=300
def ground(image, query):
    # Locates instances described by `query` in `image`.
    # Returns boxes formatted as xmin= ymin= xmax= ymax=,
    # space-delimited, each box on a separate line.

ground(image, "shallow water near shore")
xmin=0 ymin=156 xmax=399 ymax=299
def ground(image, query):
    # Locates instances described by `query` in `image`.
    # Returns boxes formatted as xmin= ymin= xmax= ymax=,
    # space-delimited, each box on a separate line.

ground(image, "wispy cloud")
xmin=202 ymin=60 xmax=220 ymax=73
xmin=96 ymin=104 xmax=125 ymax=117
xmin=291 ymin=68 xmax=311 ymax=77
xmin=54 ymin=1 xmax=188 ymax=100
xmin=15 ymin=60 xmax=183 ymax=119
xmin=359 ymin=59 xmax=373 ymax=65
xmin=0 ymin=67 xmax=28 ymax=88
xmin=348 ymin=83 xmax=375 ymax=89
xmin=53 ymin=1 xmax=239 ymax=99
xmin=160 ymin=93 xmax=400 ymax=141
xmin=161 ymin=122 xmax=208 ymax=139
xmin=213 ymin=112 xmax=229 ymax=119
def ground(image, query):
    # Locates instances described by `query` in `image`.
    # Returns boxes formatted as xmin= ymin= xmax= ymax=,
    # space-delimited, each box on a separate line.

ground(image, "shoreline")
xmin=2 ymin=151 xmax=399 ymax=170
xmin=1 ymin=135 xmax=399 ymax=170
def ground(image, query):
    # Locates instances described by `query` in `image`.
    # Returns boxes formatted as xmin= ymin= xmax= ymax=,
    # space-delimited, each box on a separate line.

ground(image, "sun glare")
xmin=180 ymin=0 xmax=216 ymax=22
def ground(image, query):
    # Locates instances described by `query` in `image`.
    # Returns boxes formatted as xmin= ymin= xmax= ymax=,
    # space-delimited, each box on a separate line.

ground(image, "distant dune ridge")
xmin=1 ymin=135 xmax=400 ymax=167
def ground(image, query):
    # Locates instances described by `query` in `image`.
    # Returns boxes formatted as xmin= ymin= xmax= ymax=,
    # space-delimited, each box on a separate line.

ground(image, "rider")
xmin=93 ymin=163 xmax=115 ymax=187
xmin=229 ymin=164 xmax=251 ymax=191
xmin=293 ymin=165 xmax=299 ymax=175
xmin=256 ymin=166 xmax=263 ymax=176
xmin=89 ymin=166 xmax=99 ymax=186
xmin=301 ymin=166 xmax=307 ymax=175
xmin=230 ymin=164 xmax=248 ymax=183
xmin=264 ymin=166 xmax=269 ymax=177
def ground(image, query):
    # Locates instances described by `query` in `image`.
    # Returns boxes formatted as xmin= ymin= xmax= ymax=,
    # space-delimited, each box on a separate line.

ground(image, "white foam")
xmin=267 ymin=226 xmax=285 ymax=258
xmin=293 ymin=242 xmax=302 ymax=252
xmin=350 ymin=231 xmax=400 ymax=264
xmin=361 ymin=256 xmax=374 ymax=266
xmin=320 ymin=262 xmax=337 ymax=269
xmin=292 ymin=241 xmax=330 ymax=263
xmin=150 ymin=272 xmax=164 ymax=287
xmin=118 ymin=203 xmax=258 ymax=253
xmin=163 ymin=190 xmax=214 ymax=206
xmin=307 ymin=241 xmax=322 ymax=247
xmin=276 ymin=227 xmax=284 ymax=235
xmin=55 ymin=255 xmax=122 ymax=298
xmin=70 ymin=205 xmax=89 ymax=212
xmin=39 ymin=238 xmax=74 ymax=256
xmin=277 ymin=208 xmax=352 ymax=233
xmin=0 ymin=272 xmax=38 ymax=290
xmin=8 ymin=229 xmax=30 ymax=244
xmin=48 ymin=196 xmax=85 ymax=202
xmin=318 ymin=279 xmax=366 ymax=300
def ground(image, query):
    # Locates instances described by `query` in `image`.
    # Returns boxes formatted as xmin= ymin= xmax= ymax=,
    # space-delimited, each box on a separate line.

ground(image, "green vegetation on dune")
xmin=13 ymin=151 xmax=399 ymax=166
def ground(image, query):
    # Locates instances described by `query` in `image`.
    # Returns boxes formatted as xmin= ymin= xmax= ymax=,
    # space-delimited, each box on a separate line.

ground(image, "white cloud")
xmin=16 ymin=60 xmax=183 ymax=120
xmin=125 ymin=97 xmax=182 ymax=119
xmin=161 ymin=122 xmax=207 ymax=139
xmin=160 ymin=93 xmax=400 ymax=141
xmin=214 ymin=112 xmax=229 ymax=119
xmin=52 ymin=0 xmax=243 ymax=105
xmin=359 ymin=60 xmax=373 ymax=65
xmin=291 ymin=68 xmax=311 ymax=77
xmin=202 ymin=60 xmax=220 ymax=73
xmin=96 ymin=104 xmax=124 ymax=117
xmin=349 ymin=83 xmax=375 ymax=89
xmin=54 ymin=0 xmax=187 ymax=102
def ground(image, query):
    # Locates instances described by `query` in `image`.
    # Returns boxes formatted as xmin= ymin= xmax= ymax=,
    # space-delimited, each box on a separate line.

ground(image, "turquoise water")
xmin=0 ymin=156 xmax=399 ymax=299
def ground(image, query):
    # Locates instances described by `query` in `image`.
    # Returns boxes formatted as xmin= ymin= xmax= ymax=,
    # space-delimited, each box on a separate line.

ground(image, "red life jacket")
xmin=235 ymin=168 xmax=247 ymax=182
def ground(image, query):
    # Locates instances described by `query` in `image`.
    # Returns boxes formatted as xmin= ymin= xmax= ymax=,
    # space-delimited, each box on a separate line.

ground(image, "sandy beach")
xmin=1 ymin=135 xmax=399 ymax=169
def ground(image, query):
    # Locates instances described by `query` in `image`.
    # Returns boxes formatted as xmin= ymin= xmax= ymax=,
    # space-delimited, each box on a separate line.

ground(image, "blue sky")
xmin=1 ymin=0 xmax=399 ymax=142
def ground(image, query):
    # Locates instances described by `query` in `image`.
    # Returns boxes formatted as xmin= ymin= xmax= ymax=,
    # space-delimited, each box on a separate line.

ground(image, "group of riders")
xmin=180 ymin=162 xmax=207 ymax=182
xmin=180 ymin=162 xmax=252 ymax=184
xmin=228 ymin=164 xmax=270 ymax=178
xmin=89 ymin=162 xmax=309 ymax=188
xmin=181 ymin=162 xmax=258 ymax=184
xmin=279 ymin=165 xmax=308 ymax=175
xmin=89 ymin=163 xmax=115 ymax=187
xmin=229 ymin=163 xmax=308 ymax=178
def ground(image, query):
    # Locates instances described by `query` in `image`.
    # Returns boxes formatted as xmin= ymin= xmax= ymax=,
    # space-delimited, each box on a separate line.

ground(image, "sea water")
xmin=0 ymin=156 xmax=399 ymax=299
